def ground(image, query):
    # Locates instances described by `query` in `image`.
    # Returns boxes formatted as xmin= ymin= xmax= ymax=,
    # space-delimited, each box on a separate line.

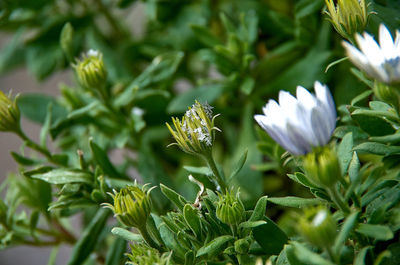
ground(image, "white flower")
xmin=343 ymin=24 xmax=400 ymax=85
xmin=254 ymin=82 xmax=336 ymax=155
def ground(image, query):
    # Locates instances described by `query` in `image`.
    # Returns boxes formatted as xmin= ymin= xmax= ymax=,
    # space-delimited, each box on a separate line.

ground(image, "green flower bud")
xmin=104 ymin=184 xmax=154 ymax=229
xmin=325 ymin=0 xmax=370 ymax=41
xmin=373 ymin=81 xmax=400 ymax=110
xmin=0 ymin=91 xmax=20 ymax=133
xmin=60 ymin=22 xmax=74 ymax=61
xmin=234 ymin=238 xmax=250 ymax=255
xmin=126 ymin=243 xmax=171 ymax=265
xmin=166 ymin=101 xmax=220 ymax=155
xmin=303 ymin=146 xmax=341 ymax=188
xmin=216 ymin=190 xmax=245 ymax=225
xmin=73 ymin=50 xmax=107 ymax=89
xmin=299 ymin=207 xmax=337 ymax=249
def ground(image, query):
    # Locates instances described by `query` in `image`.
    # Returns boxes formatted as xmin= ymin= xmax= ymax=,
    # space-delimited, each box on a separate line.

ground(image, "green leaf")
xmin=333 ymin=211 xmax=360 ymax=256
xmin=190 ymin=25 xmax=222 ymax=47
xmin=183 ymin=204 xmax=202 ymax=237
xmin=31 ymin=169 xmax=93 ymax=184
xmin=111 ymin=227 xmax=142 ymax=242
xmin=253 ymin=217 xmax=288 ymax=255
xmin=356 ymin=224 xmax=394 ymax=241
xmin=183 ymin=166 xmax=212 ymax=177
xmin=351 ymin=90 xmax=373 ymax=106
xmin=115 ymin=51 xmax=184 ymax=107
xmin=287 ymin=172 xmax=318 ymax=189
xmin=338 ymin=132 xmax=354 ymax=175
xmin=105 ymin=237 xmax=125 ymax=265
xmin=351 ymin=68 xmax=374 ymax=89
xmin=196 ymin=235 xmax=234 ymax=258
xmin=353 ymin=142 xmax=400 ymax=156
xmin=354 ymin=246 xmax=372 ymax=265
xmin=67 ymin=209 xmax=110 ymax=265
xmin=90 ymin=140 xmax=126 ymax=179
xmin=228 ymin=149 xmax=248 ymax=181
xmin=11 ymin=152 xmax=36 ymax=166
xmin=239 ymin=220 xmax=266 ymax=229
xmin=286 ymin=242 xmax=335 ymax=265
xmin=167 ymin=84 xmax=225 ymax=113
xmin=17 ymin=93 xmax=67 ymax=124
xmin=47 ymin=246 xmax=60 ymax=265
xmin=267 ymin=197 xmax=322 ymax=208
xmin=351 ymin=110 xmax=396 ymax=136
xmin=240 ymin=77 xmax=255 ymax=95
xmin=160 ymin=184 xmax=187 ymax=212
xmin=249 ymin=196 xmax=268 ymax=221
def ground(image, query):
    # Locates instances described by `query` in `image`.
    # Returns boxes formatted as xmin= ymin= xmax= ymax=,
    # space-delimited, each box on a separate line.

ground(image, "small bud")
xmin=126 ymin=243 xmax=171 ymax=264
xmin=103 ymin=184 xmax=154 ymax=229
xmin=373 ymin=81 xmax=400 ymax=109
xmin=234 ymin=238 xmax=250 ymax=255
xmin=303 ymin=146 xmax=341 ymax=188
xmin=216 ymin=190 xmax=245 ymax=225
xmin=0 ymin=91 xmax=20 ymax=133
xmin=325 ymin=0 xmax=370 ymax=41
xmin=166 ymin=101 xmax=220 ymax=155
xmin=73 ymin=50 xmax=107 ymax=89
xmin=299 ymin=207 xmax=337 ymax=249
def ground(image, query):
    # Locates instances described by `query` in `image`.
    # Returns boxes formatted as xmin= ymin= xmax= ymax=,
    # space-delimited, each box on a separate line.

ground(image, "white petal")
xmin=296 ymin=86 xmax=317 ymax=111
xmin=285 ymin=123 xmax=313 ymax=155
xmin=357 ymin=32 xmax=385 ymax=66
xmin=395 ymin=30 xmax=400 ymax=55
xmin=310 ymin=107 xmax=332 ymax=145
xmin=314 ymin=81 xmax=336 ymax=132
xmin=379 ymin=24 xmax=396 ymax=60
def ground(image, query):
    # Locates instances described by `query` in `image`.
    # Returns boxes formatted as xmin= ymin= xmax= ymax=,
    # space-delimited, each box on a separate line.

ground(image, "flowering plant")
xmin=0 ymin=1 xmax=399 ymax=265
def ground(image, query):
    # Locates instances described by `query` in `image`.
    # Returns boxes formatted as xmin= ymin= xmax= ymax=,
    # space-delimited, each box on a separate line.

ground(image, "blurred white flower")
xmin=254 ymin=82 xmax=336 ymax=155
xmin=343 ymin=24 xmax=400 ymax=85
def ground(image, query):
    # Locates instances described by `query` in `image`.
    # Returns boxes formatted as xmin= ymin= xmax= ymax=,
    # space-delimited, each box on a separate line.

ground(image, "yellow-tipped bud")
xmin=73 ymin=50 xmax=107 ymax=89
xmin=166 ymin=101 xmax=220 ymax=155
xmin=104 ymin=184 xmax=154 ymax=229
xmin=325 ymin=0 xmax=370 ymax=41
xmin=299 ymin=207 xmax=337 ymax=249
xmin=0 ymin=91 xmax=20 ymax=133
xmin=216 ymin=190 xmax=245 ymax=225
xmin=303 ymin=146 xmax=341 ymax=188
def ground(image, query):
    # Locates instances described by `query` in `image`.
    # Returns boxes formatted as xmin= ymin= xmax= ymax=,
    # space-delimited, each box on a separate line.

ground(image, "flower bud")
xmin=303 ymin=146 xmax=341 ymax=188
xmin=216 ymin=190 xmax=245 ymax=225
xmin=166 ymin=101 xmax=220 ymax=155
xmin=299 ymin=207 xmax=337 ymax=249
xmin=104 ymin=184 xmax=154 ymax=229
xmin=0 ymin=91 xmax=20 ymax=133
xmin=126 ymin=243 xmax=171 ymax=264
xmin=325 ymin=0 xmax=369 ymax=41
xmin=373 ymin=81 xmax=400 ymax=109
xmin=73 ymin=50 xmax=107 ymax=89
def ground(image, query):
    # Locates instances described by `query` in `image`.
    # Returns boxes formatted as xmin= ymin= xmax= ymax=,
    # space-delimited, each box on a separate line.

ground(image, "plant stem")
xmin=16 ymin=129 xmax=64 ymax=166
xmin=327 ymin=186 xmax=350 ymax=215
xmin=203 ymin=151 xmax=228 ymax=193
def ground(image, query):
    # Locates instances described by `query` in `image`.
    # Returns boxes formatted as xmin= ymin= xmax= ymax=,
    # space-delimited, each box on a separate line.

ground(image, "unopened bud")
xmin=216 ymin=190 xmax=245 ymax=225
xmin=73 ymin=50 xmax=107 ymax=89
xmin=234 ymin=238 xmax=250 ymax=255
xmin=103 ymin=184 xmax=154 ymax=228
xmin=299 ymin=207 xmax=337 ymax=248
xmin=0 ymin=91 xmax=20 ymax=133
xmin=303 ymin=146 xmax=341 ymax=188
xmin=166 ymin=101 xmax=220 ymax=155
xmin=325 ymin=0 xmax=370 ymax=41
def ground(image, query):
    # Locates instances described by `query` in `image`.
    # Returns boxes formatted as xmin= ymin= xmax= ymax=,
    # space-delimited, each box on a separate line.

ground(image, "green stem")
xmin=203 ymin=151 xmax=228 ymax=193
xmin=16 ymin=129 xmax=64 ymax=166
xmin=327 ymin=186 xmax=350 ymax=215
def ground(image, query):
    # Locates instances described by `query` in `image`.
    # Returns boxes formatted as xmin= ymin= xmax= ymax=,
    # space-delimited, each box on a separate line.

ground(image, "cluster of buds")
xmin=325 ymin=0 xmax=370 ymax=41
xmin=166 ymin=101 xmax=219 ymax=155
xmin=126 ymin=243 xmax=171 ymax=265
xmin=216 ymin=190 xmax=245 ymax=225
xmin=299 ymin=207 xmax=337 ymax=249
xmin=73 ymin=50 xmax=107 ymax=90
xmin=103 ymin=184 xmax=154 ymax=229
xmin=0 ymin=91 xmax=20 ymax=133
xmin=303 ymin=146 xmax=341 ymax=188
